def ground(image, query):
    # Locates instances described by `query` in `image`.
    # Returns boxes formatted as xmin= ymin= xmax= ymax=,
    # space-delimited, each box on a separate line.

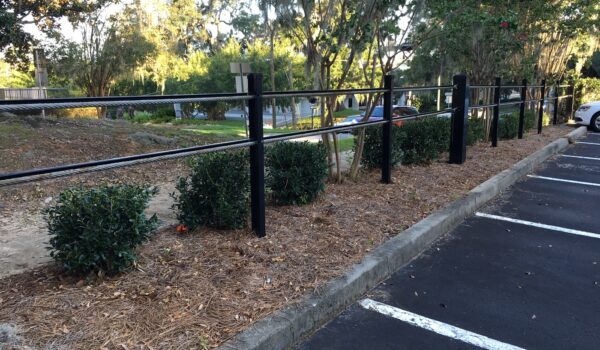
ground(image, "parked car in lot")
xmin=575 ymin=101 xmax=600 ymax=132
xmin=339 ymin=105 xmax=419 ymax=127
xmin=335 ymin=115 xmax=361 ymax=127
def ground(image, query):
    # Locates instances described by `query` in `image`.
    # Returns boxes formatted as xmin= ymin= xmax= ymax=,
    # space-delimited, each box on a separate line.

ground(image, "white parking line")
xmin=475 ymin=212 xmax=600 ymax=240
xmin=527 ymin=174 xmax=600 ymax=187
xmin=577 ymin=141 xmax=600 ymax=146
xmin=562 ymin=154 xmax=600 ymax=161
xmin=359 ymin=298 xmax=525 ymax=350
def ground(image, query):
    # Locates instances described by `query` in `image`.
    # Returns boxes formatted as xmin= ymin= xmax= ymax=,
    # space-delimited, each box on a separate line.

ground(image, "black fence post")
xmin=491 ymin=77 xmax=501 ymax=147
xmin=381 ymin=75 xmax=394 ymax=183
xmin=538 ymin=79 xmax=546 ymax=134
xmin=518 ymin=78 xmax=527 ymax=139
xmin=449 ymin=74 xmax=468 ymax=164
xmin=553 ymin=80 xmax=560 ymax=125
xmin=247 ymin=73 xmax=266 ymax=238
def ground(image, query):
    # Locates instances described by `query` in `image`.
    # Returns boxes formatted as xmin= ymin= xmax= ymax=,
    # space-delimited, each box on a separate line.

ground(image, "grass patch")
xmin=337 ymin=136 xmax=354 ymax=152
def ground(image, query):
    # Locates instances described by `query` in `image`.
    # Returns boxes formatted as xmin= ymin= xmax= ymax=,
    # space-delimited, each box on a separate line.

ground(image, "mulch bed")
xmin=0 ymin=126 xmax=571 ymax=349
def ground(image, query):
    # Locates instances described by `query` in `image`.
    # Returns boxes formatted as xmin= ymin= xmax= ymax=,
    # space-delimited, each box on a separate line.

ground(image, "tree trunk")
xmin=270 ymin=30 xmax=277 ymax=128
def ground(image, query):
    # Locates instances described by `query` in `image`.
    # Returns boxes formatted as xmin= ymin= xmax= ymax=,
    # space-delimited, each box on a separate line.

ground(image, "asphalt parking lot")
xmin=298 ymin=132 xmax=600 ymax=350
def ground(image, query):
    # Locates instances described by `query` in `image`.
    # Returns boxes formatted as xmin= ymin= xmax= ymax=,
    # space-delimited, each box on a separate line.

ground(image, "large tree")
xmin=0 ymin=0 xmax=107 ymax=67
xmin=52 ymin=8 xmax=154 ymax=117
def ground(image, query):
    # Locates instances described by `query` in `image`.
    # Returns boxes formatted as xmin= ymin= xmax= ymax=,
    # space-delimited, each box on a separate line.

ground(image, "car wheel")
xmin=592 ymin=113 xmax=600 ymax=132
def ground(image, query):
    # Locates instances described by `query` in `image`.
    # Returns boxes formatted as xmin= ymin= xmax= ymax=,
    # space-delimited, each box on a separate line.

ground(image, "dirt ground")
xmin=0 ymin=117 xmax=572 ymax=349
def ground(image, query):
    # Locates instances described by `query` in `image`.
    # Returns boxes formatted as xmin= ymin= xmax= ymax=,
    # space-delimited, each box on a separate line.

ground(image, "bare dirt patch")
xmin=0 ymin=125 xmax=571 ymax=349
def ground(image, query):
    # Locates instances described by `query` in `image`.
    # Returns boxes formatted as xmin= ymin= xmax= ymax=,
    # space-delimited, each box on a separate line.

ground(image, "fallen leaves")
xmin=0 ymin=126 xmax=571 ymax=349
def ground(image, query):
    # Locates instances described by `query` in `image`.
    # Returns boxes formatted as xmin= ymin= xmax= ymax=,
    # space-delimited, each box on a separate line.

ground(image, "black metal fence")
xmin=0 ymin=74 xmax=575 ymax=237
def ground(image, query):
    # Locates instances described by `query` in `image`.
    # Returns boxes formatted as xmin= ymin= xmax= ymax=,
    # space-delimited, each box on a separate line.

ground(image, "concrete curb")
xmin=220 ymin=126 xmax=588 ymax=350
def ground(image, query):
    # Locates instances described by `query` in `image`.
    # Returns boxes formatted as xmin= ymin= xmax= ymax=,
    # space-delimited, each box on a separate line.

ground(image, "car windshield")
xmin=371 ymin=106 xmax=384 ymax=118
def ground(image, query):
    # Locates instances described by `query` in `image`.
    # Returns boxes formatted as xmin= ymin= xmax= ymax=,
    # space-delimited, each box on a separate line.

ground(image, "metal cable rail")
xmin=262 ymin=87 xmax=386 ymax=99
xmin=0 ymin=139 xmax=257 ymax=187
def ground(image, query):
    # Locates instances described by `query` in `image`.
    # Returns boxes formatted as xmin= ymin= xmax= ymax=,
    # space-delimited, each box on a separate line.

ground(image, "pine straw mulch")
xmin=0 ymin=126 xmax=572 ymax=350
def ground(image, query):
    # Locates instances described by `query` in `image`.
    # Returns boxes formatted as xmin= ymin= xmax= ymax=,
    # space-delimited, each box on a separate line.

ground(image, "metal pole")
xmin=569 ymin=81 xmax=575 ymax=121
xmin=518 ymin=78 xmax=527 ymax=139
xmin=449 ymin=74 xmax=468 ymax=164
xmin=491 ymin=77 xmax=501 ymax=147
xmin=248 ymin=73 xmax=266 ymax=237
xmin=538 ymin=79 xmax=546 ymax=134
xmin=553 ymin=80 xmax=560 ymax=125
xmin=381 ymin=75 xmax=393 ymax=183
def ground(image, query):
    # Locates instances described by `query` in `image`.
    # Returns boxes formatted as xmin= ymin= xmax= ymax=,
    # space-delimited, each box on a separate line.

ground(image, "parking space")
xmin=298 ymin=133 xmax=600 ymax=350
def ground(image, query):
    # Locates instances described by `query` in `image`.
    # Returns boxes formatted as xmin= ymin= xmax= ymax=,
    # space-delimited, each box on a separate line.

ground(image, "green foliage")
xmin=0 ymin=60 xmax=35 ymax=88
xmin=575 ymin=78 xmax=600 ymax=110
xmin=173 ymin=151 xmax=249 ymax=230
xmin=498 ymin=113 xmax=519 ymax=139
xmin=44 ymin=185 xmax=158 ymax=275
xmin=1 ymin=0 xmax=106 ymax=66
xmin=360 ymin=117 xmax=451 ymax=168
xmin=524 ymin=110 xmax=536 ymax=131
xmin=399 ymin=118 xmax=451 ymax=165
xmin=266 ymin=142 xmax=328 ymax=205
xmin=128 ymin=107 xmax=176 ymax=124
xmin=52 ymin=9 xmax=155 ymax=106
xmin=358 ymin=126 xmax=404 ymax=169
xmin=409 ymin=93 xmax=438 ymax=113
xmin=467 ymin=117 xmax=486 ymax=145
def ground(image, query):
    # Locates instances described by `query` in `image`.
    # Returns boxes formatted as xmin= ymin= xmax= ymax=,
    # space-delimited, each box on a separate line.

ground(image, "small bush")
xmin=499 ymin=113 xmax=519 ymax=139
xmin=399 ymin=117 xmax=451 ymax=165
xmin=357 ymin=125 xmax=404 ymax=169
xmin=131 ymin=111 xmax=175 ymax=124
xmin=524 ymin=110 xmax=536 ymax=131
xmin=266 ymin=141 xmax=328 ymax=205
xmin=173 ymin=151 xmax=249 ymax=230
xmin=467 ymin=117 xmax=486 ymax=145
xmin=360 ymin=117 xmax=451 ymax=167
xmin=44 ymin=185 xmax=158 ymax=275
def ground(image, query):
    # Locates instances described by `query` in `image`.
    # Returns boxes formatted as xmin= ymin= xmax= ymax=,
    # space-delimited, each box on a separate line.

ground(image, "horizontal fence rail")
xmin=0 ymin=74 xmax=576 ymax=236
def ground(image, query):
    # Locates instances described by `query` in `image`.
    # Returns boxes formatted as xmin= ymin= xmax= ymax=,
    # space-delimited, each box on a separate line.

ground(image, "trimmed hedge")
xmin=266 ymin=141 xmax=328 ymax=205
xmin=499 ymin=113 xmax=519 ymax=139
xmin=399 ymin=117 xmax=451 ymax=164
xmin=356 ymin=125 xmax=404 ymax=169
xmin=360 ymin=117 xmax=451 ymax=167
xmin=173 ymin=151 xmax=249 ymax=230
xmin=44 ymin=185 xmax=158 ymax=275
xmin=467 ymin=117 xmax=486 ymax=145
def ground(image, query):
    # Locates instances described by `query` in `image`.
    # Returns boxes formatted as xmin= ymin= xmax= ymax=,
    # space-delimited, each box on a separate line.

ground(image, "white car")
xmin=574 ymin=101 xmax=600 ymax=132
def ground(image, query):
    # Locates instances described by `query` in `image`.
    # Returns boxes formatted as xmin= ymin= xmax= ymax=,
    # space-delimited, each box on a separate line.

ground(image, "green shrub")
xmin=357 ymin=125 xmax=404 ymax=169
xmin=467 ymin=117 xmax=486 ymax=145
xmin=499 ymin=113 xmax=519 ymax=139
xmin=44 ymin=185 xmax=158 ymax=275
xmin=131 ymin=110 xmax=175 ymax=124
xmin=524 ymin=110 xmax=536 ymax=131
xmin=173 ymin=151 xmax=249 ymax=230
xmin=266 ymin=141 xmax=328 ymax=205
xmin=360 ymin=117 xmax=451 ymax=167
xmin=399 ymin=117 xmax=451 ymax=165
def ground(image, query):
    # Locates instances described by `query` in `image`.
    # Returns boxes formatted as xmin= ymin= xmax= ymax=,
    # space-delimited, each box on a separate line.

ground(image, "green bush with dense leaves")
xmin=356 ymin=125 xmax=404 ymax=169
xmin=398 ymin=117 xmax=451 ymax=164
xmin=360 ymin=117 xmax=451 ymax=167
xmin=44 ymin=185 xmax=159 ymax=275
xmin=266 ymin=141 xmax=328 ymax=205
xmin=524 ymin=110 xmax=536 ymax=131
xmin=499 ymin=113 xmax=519 ymax=139
xmin=467 ymin=117 xmax=486 ymax=145
xmin=173 ymin=151 xmax=249 ymax=230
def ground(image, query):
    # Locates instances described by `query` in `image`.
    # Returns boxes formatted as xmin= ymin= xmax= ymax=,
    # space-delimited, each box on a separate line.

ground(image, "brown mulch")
xmin=0 ymin=126 xmax=571 ymax=349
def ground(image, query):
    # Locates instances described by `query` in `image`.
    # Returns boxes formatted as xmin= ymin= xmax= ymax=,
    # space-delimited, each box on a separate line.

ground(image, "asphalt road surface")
xmin=298 ymin=132 xmax=600 ymax=350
